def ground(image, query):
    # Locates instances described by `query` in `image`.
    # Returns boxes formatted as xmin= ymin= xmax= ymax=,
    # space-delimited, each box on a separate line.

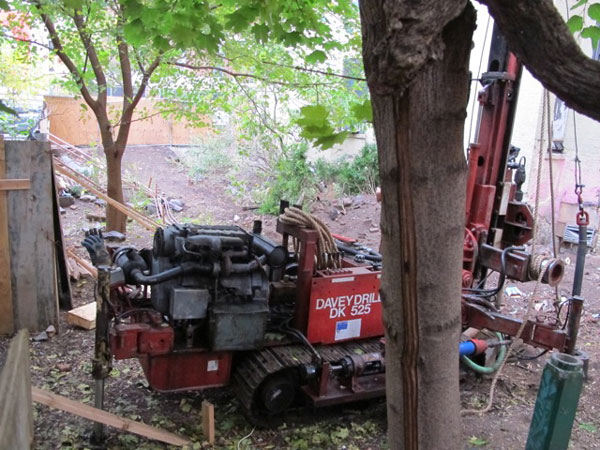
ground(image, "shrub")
xmin=315 ymin=143 xmax=379 ymax=195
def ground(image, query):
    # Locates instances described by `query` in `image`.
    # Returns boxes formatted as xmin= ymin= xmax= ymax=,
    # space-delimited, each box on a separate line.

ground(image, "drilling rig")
xmin=86 ymin=25 xmax=582 ymax=424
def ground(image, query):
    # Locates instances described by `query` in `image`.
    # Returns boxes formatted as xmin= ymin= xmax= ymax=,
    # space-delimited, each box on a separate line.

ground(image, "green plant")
xmin=258 ymin=143 xmax=319 ymax=214
xmin=315 ymin=143 xmax=379 ymax=195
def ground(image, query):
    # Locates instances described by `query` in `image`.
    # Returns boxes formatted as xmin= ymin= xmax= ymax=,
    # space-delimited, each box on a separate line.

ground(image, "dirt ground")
xmin=1 ymin=144 xmax=599 ymax=449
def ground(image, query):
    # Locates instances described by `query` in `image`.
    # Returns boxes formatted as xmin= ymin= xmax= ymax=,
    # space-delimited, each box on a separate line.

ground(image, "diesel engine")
xmin=113 ymin=224 xmax=280 ymax=351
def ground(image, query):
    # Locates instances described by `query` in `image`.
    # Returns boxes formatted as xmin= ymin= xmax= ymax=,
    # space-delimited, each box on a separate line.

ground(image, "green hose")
xmin=461 ymin=332 xmax=507 ymax=374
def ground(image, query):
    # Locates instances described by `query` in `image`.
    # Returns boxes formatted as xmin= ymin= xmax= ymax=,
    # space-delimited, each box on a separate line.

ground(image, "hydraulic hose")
xmin=130 ymin=262 xmax=213 ymax=285
xmin=461 ymin=332 xmax=507 ymax=374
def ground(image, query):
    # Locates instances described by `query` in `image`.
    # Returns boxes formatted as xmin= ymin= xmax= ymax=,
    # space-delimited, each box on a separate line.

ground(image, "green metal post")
xmin=526 ymin=353 xmax=584 ymax=450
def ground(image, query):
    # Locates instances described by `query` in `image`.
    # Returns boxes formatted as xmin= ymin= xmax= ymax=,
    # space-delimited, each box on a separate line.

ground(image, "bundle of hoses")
xmin=279 ymin=206 xmax=341 ymax=270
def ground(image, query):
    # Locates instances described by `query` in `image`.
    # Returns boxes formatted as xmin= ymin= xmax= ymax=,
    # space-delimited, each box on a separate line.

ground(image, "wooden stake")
xmin=32 ymin=387 xmax=191 ymax=447
xmin=202 ymin=400 xmax=215 ymax=444
xmin=0 ymin=136 xmax=14 ymax=334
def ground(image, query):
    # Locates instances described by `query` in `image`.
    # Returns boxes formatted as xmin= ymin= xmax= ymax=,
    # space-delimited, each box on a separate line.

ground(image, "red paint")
xmin=306 ymin=267 xmax=383 ymax=344
xmin=140 ymin=351 xmax=232 ymax=392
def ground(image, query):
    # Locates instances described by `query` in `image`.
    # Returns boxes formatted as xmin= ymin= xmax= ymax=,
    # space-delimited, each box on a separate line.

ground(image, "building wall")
xmin=44 ymin=96 xmax=209 ymax=146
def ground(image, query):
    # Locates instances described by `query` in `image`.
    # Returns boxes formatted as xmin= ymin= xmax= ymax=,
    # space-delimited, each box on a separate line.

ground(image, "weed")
xmin=315 ymin=143 xmax=379 ymax=195
xmin=258 ymin=142 xmax=319 ymax=214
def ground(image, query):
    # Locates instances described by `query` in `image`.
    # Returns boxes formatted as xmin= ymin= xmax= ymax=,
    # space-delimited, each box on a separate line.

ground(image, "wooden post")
xmin=0 ymin=330 xmax=33 ymax=449
xmin=0 ymin=136 xmax=15 ymax=334
xmin=202 ymin=400 xmax=215 ymax=444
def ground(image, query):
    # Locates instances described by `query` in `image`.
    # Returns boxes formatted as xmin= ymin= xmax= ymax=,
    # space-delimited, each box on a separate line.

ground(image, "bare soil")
xmin=1 ymin=145 xmax=599 ymax=449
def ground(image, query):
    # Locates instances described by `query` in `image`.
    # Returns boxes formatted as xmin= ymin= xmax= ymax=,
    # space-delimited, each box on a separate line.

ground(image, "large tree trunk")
xmin=359 ymin=2 xmax=475 ymax=448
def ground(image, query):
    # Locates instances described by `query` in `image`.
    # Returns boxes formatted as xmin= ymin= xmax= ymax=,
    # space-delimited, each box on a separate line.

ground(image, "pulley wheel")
xmin=259 ymin=374 xmax=296 ymax=414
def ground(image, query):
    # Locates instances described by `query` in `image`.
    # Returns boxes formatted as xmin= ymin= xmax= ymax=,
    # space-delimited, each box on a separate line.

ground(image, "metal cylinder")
xmin=572 ymin=224 xmax=587 ymax=297
xmin=526 ymin=353 xmax=584 ymax=450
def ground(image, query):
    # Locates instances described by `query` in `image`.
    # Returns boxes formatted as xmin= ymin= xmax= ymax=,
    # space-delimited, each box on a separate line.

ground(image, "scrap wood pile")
xmin=65 ymin=247 xmax=97 ymax=280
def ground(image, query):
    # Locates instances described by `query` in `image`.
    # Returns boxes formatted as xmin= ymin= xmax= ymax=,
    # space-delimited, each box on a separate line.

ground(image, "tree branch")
xmin=114 ymin=55 xmax=161 ymax=152
xmin=218 ymin=53 xmax=366 ymax=82
xmin=170 ymin=61 xmax=338 ymax=87
xmin=32 ymin=0 xmax=97 ymax=109
xmin=72 ymin=9 xmax=107 ymax=106
xmin=0 ymin=31 xmax=52 ymax=49
xmin=481 ymin=0 xmax=600 ymax=122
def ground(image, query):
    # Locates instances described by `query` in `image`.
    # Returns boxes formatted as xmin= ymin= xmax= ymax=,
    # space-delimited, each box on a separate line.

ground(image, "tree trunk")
xmin=104 ymin=146 xmax=127 ymax=233
xmin=359 ymin=3 xmax=475 ymax=449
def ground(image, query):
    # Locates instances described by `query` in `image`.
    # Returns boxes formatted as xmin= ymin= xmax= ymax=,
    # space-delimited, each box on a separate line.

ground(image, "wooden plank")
xmin=51 ymin=159 xmax=73 ymax=310
xmin=67 ymin=302 xmax=96 ymax=330
xmin=0 ymin=330 xmax=33 ymax=450
xmin=0 ymin=179 xmax=31 ymax=190
xmin=6 ymin=140 xmax=59 ymax=331
xmin=202 ymin=400 xmax=215 ymax=444
xmin=0 ymin=136 xmax=14 ymax=335
xmin=66 ymin=248 xmax=97 ymax=278
xmin=31 ymin=387 xmax=191 ymax=447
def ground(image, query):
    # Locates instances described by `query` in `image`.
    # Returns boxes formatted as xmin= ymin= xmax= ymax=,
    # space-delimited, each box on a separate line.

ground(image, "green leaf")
xmin=282 ymin=31 xmax=303 ymax=46
xmin=579 ymin=422 xmax=598 ymax=433
xmin=351 ymin=99 xmax=373 ymax=122
xmin=315 ymin=131 xmax=349 ymax=149
xmin=297 ymin=105 xmax=329 ymax=128
xmin=571 ymin=0 xmax=587 ymax=9
xmin=123 ymin=19 xmax=146 ymax=46
xmin=581 ymin=25 xmax=600 ymax=49
xmin=305 ymin=50 xmax=327 ymax=64
xmin=0 ymin=100 xmax=18 ymax=116
xmin=589 ymin=3 xmax=600 ymax=21
xmin=225 ymin=11 xmax=251 ymax=33
xmin=468 ymin=436 xmax=488 ymax=446
xmin=63 ymin=0 xmax=84 ymax=10
xmin=0 ymin=0 xmax=9 ymax=10
xmin=252 ymin=24 xmax=269 ymax=43
xmin=566 ymin=15 xmax=584 ymax=33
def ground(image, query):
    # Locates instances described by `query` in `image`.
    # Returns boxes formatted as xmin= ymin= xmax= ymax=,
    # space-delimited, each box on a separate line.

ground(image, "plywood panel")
xmin=5 ymin=140 xmax=59 ymax=331
xmin=45 ymin=96 xmax=209 ymax=146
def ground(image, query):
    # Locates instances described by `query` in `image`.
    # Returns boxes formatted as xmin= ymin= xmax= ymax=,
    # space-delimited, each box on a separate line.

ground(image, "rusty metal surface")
xmin=462 ymin=302 xmax=568 ymax=350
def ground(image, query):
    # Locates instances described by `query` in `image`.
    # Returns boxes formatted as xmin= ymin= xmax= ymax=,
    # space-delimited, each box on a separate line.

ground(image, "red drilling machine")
xmin=86 ymin=26 xmax=581 ymax=428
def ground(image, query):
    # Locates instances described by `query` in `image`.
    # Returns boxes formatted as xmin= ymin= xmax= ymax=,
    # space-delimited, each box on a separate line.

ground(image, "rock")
xmin=103 ymin=230 xmax=126 ymax=242
xmin=59 ymin=195 xmax=75 ymax=207
xmin=60 ymin=207 xmax=66 ymax=215
xmin=169 ymin=199 xmax=185 ymax=208
xmin=46 ymin=325 xmax=56 ymax=337
xmin=369 ymin=227 xmax=379 ymax=233
xmin=233 ymin=214 xmax=240 ymax=222
xmin=146 ymin=204 xmax=157 ymax=215
xmin=32 ymin=331 xmax=48 ymax=342
xmin=342 ymin=197 xmax=353 ymax=207
xmin=94 ymin=198 xmax=107 ymax=207
xmin=86 ymin=213 xmax=106 ymax=222
xmin=329 ymin=208 xmax=339 ymax=221
xmin=168 ymin=200 xmax=184 ymax=212
xmin=80 ymin=194 xmax=96 ymax=202
xmin=57 ymin=363 xmax=72 ymax=372
xmin=70 ymin=205 xmax=78 ymax=210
